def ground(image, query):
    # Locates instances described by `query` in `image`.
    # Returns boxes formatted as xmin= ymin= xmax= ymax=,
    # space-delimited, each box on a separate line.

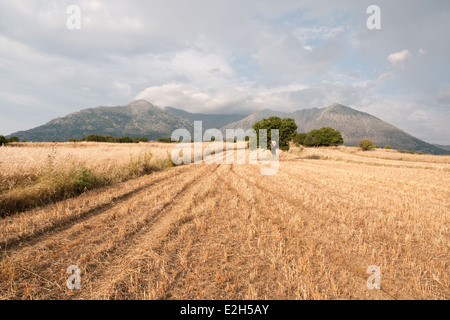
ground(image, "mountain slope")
xmin=165 ymin=107 xmax=248 ymax=130
xmin=222 ymin=103 xmax=447 ymax=155
xmin=433 ymin=144 xmax=450 ymax=152
xmin=9 ymin=100 xmax=193 ymax=141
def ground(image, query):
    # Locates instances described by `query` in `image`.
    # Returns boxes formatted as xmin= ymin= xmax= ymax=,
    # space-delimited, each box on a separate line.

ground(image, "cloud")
xmin=0 ymin=0 xmax=449 ymax=144
xmin=437 ymin=86 xmax=450 ymax=103
xmin=388 ymin=50 xmax=411 ymax=68
xmin=135 ymin=83 xmax=253 ymax=113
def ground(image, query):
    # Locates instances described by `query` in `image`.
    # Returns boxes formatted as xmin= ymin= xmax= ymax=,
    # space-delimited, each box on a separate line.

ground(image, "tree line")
xmin=68 ymin=135 xmax=149 ymax=143
xmin=0 ymin=136 xmax=20 ymax=145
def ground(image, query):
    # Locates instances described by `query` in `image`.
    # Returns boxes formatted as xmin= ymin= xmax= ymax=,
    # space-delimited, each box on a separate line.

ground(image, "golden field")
xmin=0 ymin=142 xmax=448 ymax=299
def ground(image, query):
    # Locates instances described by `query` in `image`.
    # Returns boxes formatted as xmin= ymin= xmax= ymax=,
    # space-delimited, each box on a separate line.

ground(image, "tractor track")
xmin=0 ymin=166 xmax=189 ymax=252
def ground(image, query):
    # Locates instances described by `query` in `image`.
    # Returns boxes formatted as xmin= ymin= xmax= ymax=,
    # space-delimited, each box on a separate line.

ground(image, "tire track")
xmin=0 ymin=164 xmax=215 ymax=299
xmin=225 ymin=164 xmax=399 ymax=299
xmin=78 ymin=163 xmax=220 ymax=299
xmin=0 ymin=166 xmax=189 ymax=252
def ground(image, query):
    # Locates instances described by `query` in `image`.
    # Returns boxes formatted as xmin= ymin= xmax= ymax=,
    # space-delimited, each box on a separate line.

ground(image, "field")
xmin=0 ymin=143 xmax=449 ymax=299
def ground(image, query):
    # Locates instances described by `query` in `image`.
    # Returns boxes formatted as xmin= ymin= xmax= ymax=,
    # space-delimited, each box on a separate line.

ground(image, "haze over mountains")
xmin=7 ymin=100 xmax=448 ymax=155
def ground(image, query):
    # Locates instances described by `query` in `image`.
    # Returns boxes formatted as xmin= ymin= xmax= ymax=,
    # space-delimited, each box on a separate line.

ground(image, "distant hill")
xmin=433 ymin=144 xmax=450 ymax=152
xmin=165 ymin=107 xmax=248 ymax=130
xmin=221 ymin=103 xmax=447 ymax=155
xmin=7 ymin=100 xmax=447 ymax=154
xmin=9 ymin=100 xmax=193 ymax=141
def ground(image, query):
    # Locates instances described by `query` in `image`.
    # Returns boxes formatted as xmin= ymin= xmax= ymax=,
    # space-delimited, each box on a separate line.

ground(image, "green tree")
xmin=303 ymin=127 xmax=344 ymax=147
xmin=119 ymin=136 xmax=133 ymax=143
xmin=8 ymin=136 xmax=19 ymax=143
xmin=158 ymin=137 xmax=172 ymax=143
xmin=292 ymin=132 xmax=307 ymax=146
xmin=252 ymin=117 xmax=298 ymax=151
xmin=0 ymin=135 xmax=6 ymax=145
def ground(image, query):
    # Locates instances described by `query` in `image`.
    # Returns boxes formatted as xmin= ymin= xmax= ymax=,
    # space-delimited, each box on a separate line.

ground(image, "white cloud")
xmin=388 ymin=49 xmax=411 ymax=68
xmin=0 ymin=1 xmax=449 ymax=144
xmin=135 ymin=83 xmax=253 ymax=113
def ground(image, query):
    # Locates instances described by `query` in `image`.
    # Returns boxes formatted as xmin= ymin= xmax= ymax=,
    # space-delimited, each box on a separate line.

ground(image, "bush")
xmin=0 ymin=136 xmax=21 ymax=145
xmin=385 ymin=145 xmax=391 ymax=149
xmin=302 ymin=127 xmax=344 ymax=147
xmin=304 ymin=154 xmax=321 ymax=160
xmin=158 ymin=137 xmax=172 ymax=143
xmin=359 ymin=139 xmax=374 ymax=151
xmin=293 ymin=133 xmax=307 ymax=146
xmin=76 ymin=135 xmax=148 ymax=143
xmin=70 ymin=166 xmax=93 ymax=192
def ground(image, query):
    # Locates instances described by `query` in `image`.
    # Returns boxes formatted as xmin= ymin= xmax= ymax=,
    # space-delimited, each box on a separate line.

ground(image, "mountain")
xmin=165 ymin=107 xmax=248 ymax=130
xmin=8 ymin=100 xmax=447 ymax=154
xmin=433 ymin=144 xmax=450 ymax=152
xmin=222 ymin=103 xmax=447 ymax=155
xmin=9 ymin=100 xmax=194 ymax=141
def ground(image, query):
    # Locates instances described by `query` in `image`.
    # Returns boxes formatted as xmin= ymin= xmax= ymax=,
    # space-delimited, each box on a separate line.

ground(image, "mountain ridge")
xmin=7 ymin=100 xmax=447 ymax=154
xmin=221 ymin=103 xmax=447 ymax=155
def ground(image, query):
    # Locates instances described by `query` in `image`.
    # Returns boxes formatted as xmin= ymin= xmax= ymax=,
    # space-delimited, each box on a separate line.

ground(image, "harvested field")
xmin=0 ymin=143 xmax=448 ymax=299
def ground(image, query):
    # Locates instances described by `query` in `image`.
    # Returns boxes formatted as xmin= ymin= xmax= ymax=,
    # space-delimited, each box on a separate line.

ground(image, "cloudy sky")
xmin=0 ymin=0 xmax=449 ymax=144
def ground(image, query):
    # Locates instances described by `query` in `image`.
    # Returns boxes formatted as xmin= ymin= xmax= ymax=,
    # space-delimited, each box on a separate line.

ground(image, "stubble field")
xmin=0 ymin=143 xmax=448 ymax=299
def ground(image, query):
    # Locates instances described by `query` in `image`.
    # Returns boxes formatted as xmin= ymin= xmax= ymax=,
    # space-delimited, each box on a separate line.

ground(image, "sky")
xmin=0 ymin=0 xmax=449 ymax=144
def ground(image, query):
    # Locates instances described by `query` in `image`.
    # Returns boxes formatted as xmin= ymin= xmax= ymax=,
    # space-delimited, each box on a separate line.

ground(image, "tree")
xmin=359 ymin=139 xmax=374 ymax=151
xmin=158 ymin=137 xmax=172 ymax=143
xmin=252 ymin=117 xmax=298 ymax=151
xmin=302 ymin=127 xmax=344 ymax=147
xmin=0 ymin=135 xmax=6 ymax=146
xmin=8 ymin=136 xmax=19 ymax=143
xmin=292 ymin=132 xmax=307 ymax=146
xmin=119 ymin=136 xmax=133 ymax=143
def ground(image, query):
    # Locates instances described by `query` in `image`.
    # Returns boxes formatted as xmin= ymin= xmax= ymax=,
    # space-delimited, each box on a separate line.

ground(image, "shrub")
xmin=293 ymin=132 xmax=307 ymax=146
xmin=302 ymin=127 xmax=344 ymax=147
xmin=359 ymin=139 xmax=374 ymax=151
xmin=70 ymin=166 xmax=93 ymax=192
xmin=158 ymin=137 xmax=172 ymax=143
xmin=305 ymin=154 xmax=321 ymax=160
xmin=385 ymin=145 xmax=391 ymax=149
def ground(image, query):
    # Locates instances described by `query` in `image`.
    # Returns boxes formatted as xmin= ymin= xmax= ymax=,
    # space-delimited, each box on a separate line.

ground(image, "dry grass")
xmin=0 ymin=142 xmax=176 ymax=216
xmin=0 ymin=144 xmax=448 ymax=300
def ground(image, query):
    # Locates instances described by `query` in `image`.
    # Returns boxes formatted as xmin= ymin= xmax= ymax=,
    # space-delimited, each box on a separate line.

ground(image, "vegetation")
xmin=292 ymin=132 xmax=307 ymax=146
xmin=252 ymin=117 xmax=298 ymax=150
xmin=359 ymin=139 xmax=375 ymax=151
xmin=0 ymin=135 xmax=20 ymax=145
xmin=294 ymin=127 xmax=344 ymax=147
xmin=68 ymin=135 xmax=148 ymax=143
xmin=0 ymin=143 xmax=175 ymax=216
